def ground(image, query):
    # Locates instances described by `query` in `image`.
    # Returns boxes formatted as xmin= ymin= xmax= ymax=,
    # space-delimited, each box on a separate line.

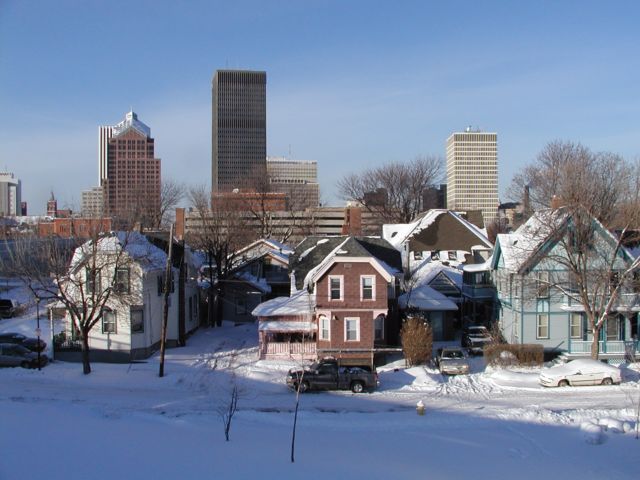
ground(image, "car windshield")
xmin=443 ymin=350 xmax=464 ymax=359
xmin=468 ymin=328 xmax=489 ymax=337
xmin=14 ymin=345 xmax=30 ymax=354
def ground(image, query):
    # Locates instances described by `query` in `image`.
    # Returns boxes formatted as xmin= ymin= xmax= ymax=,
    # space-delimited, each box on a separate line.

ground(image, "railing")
xmin=569 ymin=340 xmax=638 ymax=355
xmin=54 ymin=339 xmax=83 ymax=351
xmin=261 ymin=342 xmax=316 ymax=358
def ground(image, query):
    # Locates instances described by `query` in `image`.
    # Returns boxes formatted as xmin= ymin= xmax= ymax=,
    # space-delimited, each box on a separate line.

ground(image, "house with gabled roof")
xmin=58 ymin=231 xmax=200 ymax=363
xmin=492 ymin=208 xmax=640 ymax=360
xmin=222 ymin=238 xmax=293 ymax=324
xmin=383 ymin=209 xmax=495 ymax=338
xmin=252 ymin=236 xmax=403 ymax=365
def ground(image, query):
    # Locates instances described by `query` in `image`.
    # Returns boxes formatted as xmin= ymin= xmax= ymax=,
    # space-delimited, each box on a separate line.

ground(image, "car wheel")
xmin=601 ymin=377 xmax=613 ymax=386
xmin=298 ymin=381 xmax=309 ymax=393
xmin=20 ymin=361 xmax=31 ymax=369
xmin=351 ymin=381 xmax=365 ymax=393
xmin=558 ymin=379 xmax=569 ymax=387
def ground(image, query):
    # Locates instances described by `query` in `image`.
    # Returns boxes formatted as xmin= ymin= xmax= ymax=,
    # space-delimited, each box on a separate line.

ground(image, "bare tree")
xmin=216 ymin=374 xmax=240 ymax=441
xmin=507 ymin=140 xmax=632 ymax=225
xmin=338 ymin=155 xmax=443 ymax=223
xmin=155 ymin=179 xmax=185 ymax=229
xmin=186 ymin=185 xmax=249 ymax=327
xmin=2 ymin=230 xmax=138 ymax=374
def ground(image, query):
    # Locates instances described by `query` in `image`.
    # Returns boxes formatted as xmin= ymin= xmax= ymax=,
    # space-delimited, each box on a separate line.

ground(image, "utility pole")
xmin=159 ymin=223 xmax=174 ymax=377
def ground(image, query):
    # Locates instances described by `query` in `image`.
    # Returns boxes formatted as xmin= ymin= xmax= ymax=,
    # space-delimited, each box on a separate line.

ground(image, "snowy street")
xmin=1 ymin=303 xmax=639 ymax=479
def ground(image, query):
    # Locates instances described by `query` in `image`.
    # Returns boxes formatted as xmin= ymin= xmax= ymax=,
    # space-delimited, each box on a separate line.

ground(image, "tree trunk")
xmin=591 ymin=325 xmax=601 ymax=360
xmin=81 ymin=333 xmax=91 ymax=375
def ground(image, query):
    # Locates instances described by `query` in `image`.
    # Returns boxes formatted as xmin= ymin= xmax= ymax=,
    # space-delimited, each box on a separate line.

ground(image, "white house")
xmin=60 ymin=232 xmax=200 ymax=362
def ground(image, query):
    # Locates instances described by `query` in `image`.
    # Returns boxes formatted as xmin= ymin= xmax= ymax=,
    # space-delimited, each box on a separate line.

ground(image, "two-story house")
xmin=253 ymin=236 xmax=402 ymax=366
xmin=492 ymin=209 xmax=639 ymax=361
xmin=57 ymin=232 xmax=200 ymax=362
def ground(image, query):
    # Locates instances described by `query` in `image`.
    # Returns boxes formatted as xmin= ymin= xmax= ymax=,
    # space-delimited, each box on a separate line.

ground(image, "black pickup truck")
xmin=286 ymin=359 xmax=378 ymax=393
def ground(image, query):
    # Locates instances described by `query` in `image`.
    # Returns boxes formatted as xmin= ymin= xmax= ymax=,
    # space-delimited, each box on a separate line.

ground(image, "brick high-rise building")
xmin=99 ymin=111 xmax=161 ymax=227
xmin=446 ymin=128 xmax=498 ymax=225
xmin=212 ymin=70 xmax=266 ymax=192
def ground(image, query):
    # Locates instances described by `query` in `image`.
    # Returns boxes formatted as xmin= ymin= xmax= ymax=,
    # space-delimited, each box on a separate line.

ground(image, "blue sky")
xmin=1 ymin=1 xmax=639 ymax=214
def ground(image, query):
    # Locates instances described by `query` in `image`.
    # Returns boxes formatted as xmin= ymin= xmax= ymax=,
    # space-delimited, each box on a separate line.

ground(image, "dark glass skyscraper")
xmin=212 ymin=70 xmax=267 ymax=192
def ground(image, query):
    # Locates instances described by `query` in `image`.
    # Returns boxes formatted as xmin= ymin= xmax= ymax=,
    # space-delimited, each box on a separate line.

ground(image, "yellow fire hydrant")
xmin=416 ymin=400 xmax=425 ymax=416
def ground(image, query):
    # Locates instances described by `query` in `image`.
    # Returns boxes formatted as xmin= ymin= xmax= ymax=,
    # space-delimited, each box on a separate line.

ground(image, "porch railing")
xmin=569 ymin=340 xmax=639 ymax=355
xmin=261 ymin=342 xmax=316 ymax=357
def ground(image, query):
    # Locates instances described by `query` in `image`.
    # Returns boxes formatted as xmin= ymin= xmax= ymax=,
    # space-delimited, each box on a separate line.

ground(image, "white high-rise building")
xmin=446 ymin=128 xmax=499 ymax=225
xmin=0 ymin=172 xmax=21 ymax=217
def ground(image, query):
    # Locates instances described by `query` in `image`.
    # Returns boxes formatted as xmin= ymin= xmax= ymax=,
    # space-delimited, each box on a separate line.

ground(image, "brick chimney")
xmin=551 ymin=195 xmax=562 ymax=209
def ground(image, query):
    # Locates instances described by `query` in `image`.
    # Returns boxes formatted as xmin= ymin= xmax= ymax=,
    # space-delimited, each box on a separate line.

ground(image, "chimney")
xmin=551 ymin=195 xmax=562 ymax=210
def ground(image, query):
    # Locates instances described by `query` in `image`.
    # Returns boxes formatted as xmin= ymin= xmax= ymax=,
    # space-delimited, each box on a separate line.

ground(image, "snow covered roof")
xmin=290 ymin=236 xmax=402 ymax=291
xmin=252 ymin=290 xmax=315 ymax=317
xmin=409 ymin=260 xmax=462 ymax=289
xmin=70 ymin=231 xmax=167 ymax=273
xmin=398 ymin=285 xmax=459 ymax=311
xmin=383 ymin=209 xmax=491 ymax=251
xmin=258 ymin=321 xmax=317 ymax=332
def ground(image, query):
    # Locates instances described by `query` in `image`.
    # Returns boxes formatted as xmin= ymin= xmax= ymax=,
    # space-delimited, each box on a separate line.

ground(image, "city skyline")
xmin=1 ymin=1 xmax=639 ymax=214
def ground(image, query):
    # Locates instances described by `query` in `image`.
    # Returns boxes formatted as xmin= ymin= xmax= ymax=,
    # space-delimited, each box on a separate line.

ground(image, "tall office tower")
xmin=212 ymin=70 xmax=266 ymax=192
xmin=0 ymin=172 xmax=21 ymax=217
xmin=266 ymin=157 xmax=319 ymax=209
xmin=446 ymin=128 xmax=499 ymax=225
xmin=99 ymin=111 xmax=161 ymax=226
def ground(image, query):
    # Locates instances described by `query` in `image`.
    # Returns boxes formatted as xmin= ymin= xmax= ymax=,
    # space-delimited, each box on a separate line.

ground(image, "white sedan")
xmin=539 ymin=358 xmax=622 ymax=387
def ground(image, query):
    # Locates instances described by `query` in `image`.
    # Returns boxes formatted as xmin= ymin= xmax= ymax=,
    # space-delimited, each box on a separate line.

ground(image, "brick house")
xmin=253 ymin=236 xmax=402 ymax=366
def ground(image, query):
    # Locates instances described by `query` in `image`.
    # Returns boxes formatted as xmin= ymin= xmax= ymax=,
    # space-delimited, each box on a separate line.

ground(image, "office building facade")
xmin=266 ymin=157 xmax=319 ymax=209
xmin=212 ymin=70 xmax=266 ymax=192
xmin=446 ymin=128 xmax=498 ymax=224
xmin=0 ymin=172 xmax=21 ymax=217
xmin=99 ymin=111 xmax=161 ymax=226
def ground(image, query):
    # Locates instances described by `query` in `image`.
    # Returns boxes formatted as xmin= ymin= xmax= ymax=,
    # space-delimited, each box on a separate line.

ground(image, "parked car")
xmin=0 ymin=343 xmax=48 ymax=368
xmin=435 ymin=347 xmax=470 ymax=375
xmin=0 ymin=332 xmax=47 ymax=352
xmin=461 ymin=325 xmax=492 ymax=355
xmin=539 ymin=358 xmax=622 ymax=387
xmin=286 ymin=359 xmax=379 ymax=393
xmin=0 ymin=298 xmax=17 ymax=318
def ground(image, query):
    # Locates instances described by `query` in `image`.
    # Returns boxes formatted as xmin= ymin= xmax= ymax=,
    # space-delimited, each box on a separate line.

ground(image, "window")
xmin=345 ymin=317 xmax=360 ymax=341
xmin=157 ymin=272 xmax=175 ymax=296
xmin=430 ymin=251 xmax=440 ymax=261
xmin=102 ymin=309 xmax=117 ymax=334
xmin=606 ymin=316 xmax=622 ymax=341
xmin=536 ymin=271 xmax=549 ymax=298
xmin=536 ymin=314 xmax=549 ymax=339
xmin=361 ymin=276 xmax=375 ymax=301
xmin=448 ymin=251 xmax=457 ymax=261
xmin=570 ymin=313 xmax=583 ymax=339
xmin=374 ymin=315 xmax=384 ymax=340
xmin=319 ymin=315 xmax=330 ymax=341
xmin=329 ymin=276 xmax=343 ymax=301
xmin=236 ymin=298 xmax=247 ymax=315
xmin=86 ymin=268 xmax=100 ymax=294
xmin=114 ymin=268 xmax=130 ymax=294
xmin=131 ymin=307 xmax=144 ymax=333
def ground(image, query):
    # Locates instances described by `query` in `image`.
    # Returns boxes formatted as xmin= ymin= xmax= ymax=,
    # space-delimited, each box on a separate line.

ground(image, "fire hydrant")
xmin=416 ymin=400 xmax=425 ymax=416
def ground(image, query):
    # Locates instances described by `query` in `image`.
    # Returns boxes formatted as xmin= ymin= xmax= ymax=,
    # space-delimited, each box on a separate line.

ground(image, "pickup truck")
xmin=286 ymin=359 xmax=378 ymax=393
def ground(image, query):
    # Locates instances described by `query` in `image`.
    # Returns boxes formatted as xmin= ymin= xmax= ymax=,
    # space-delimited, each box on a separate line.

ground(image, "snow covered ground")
xmin=1 ymin=289 xmax=639 ymax=479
